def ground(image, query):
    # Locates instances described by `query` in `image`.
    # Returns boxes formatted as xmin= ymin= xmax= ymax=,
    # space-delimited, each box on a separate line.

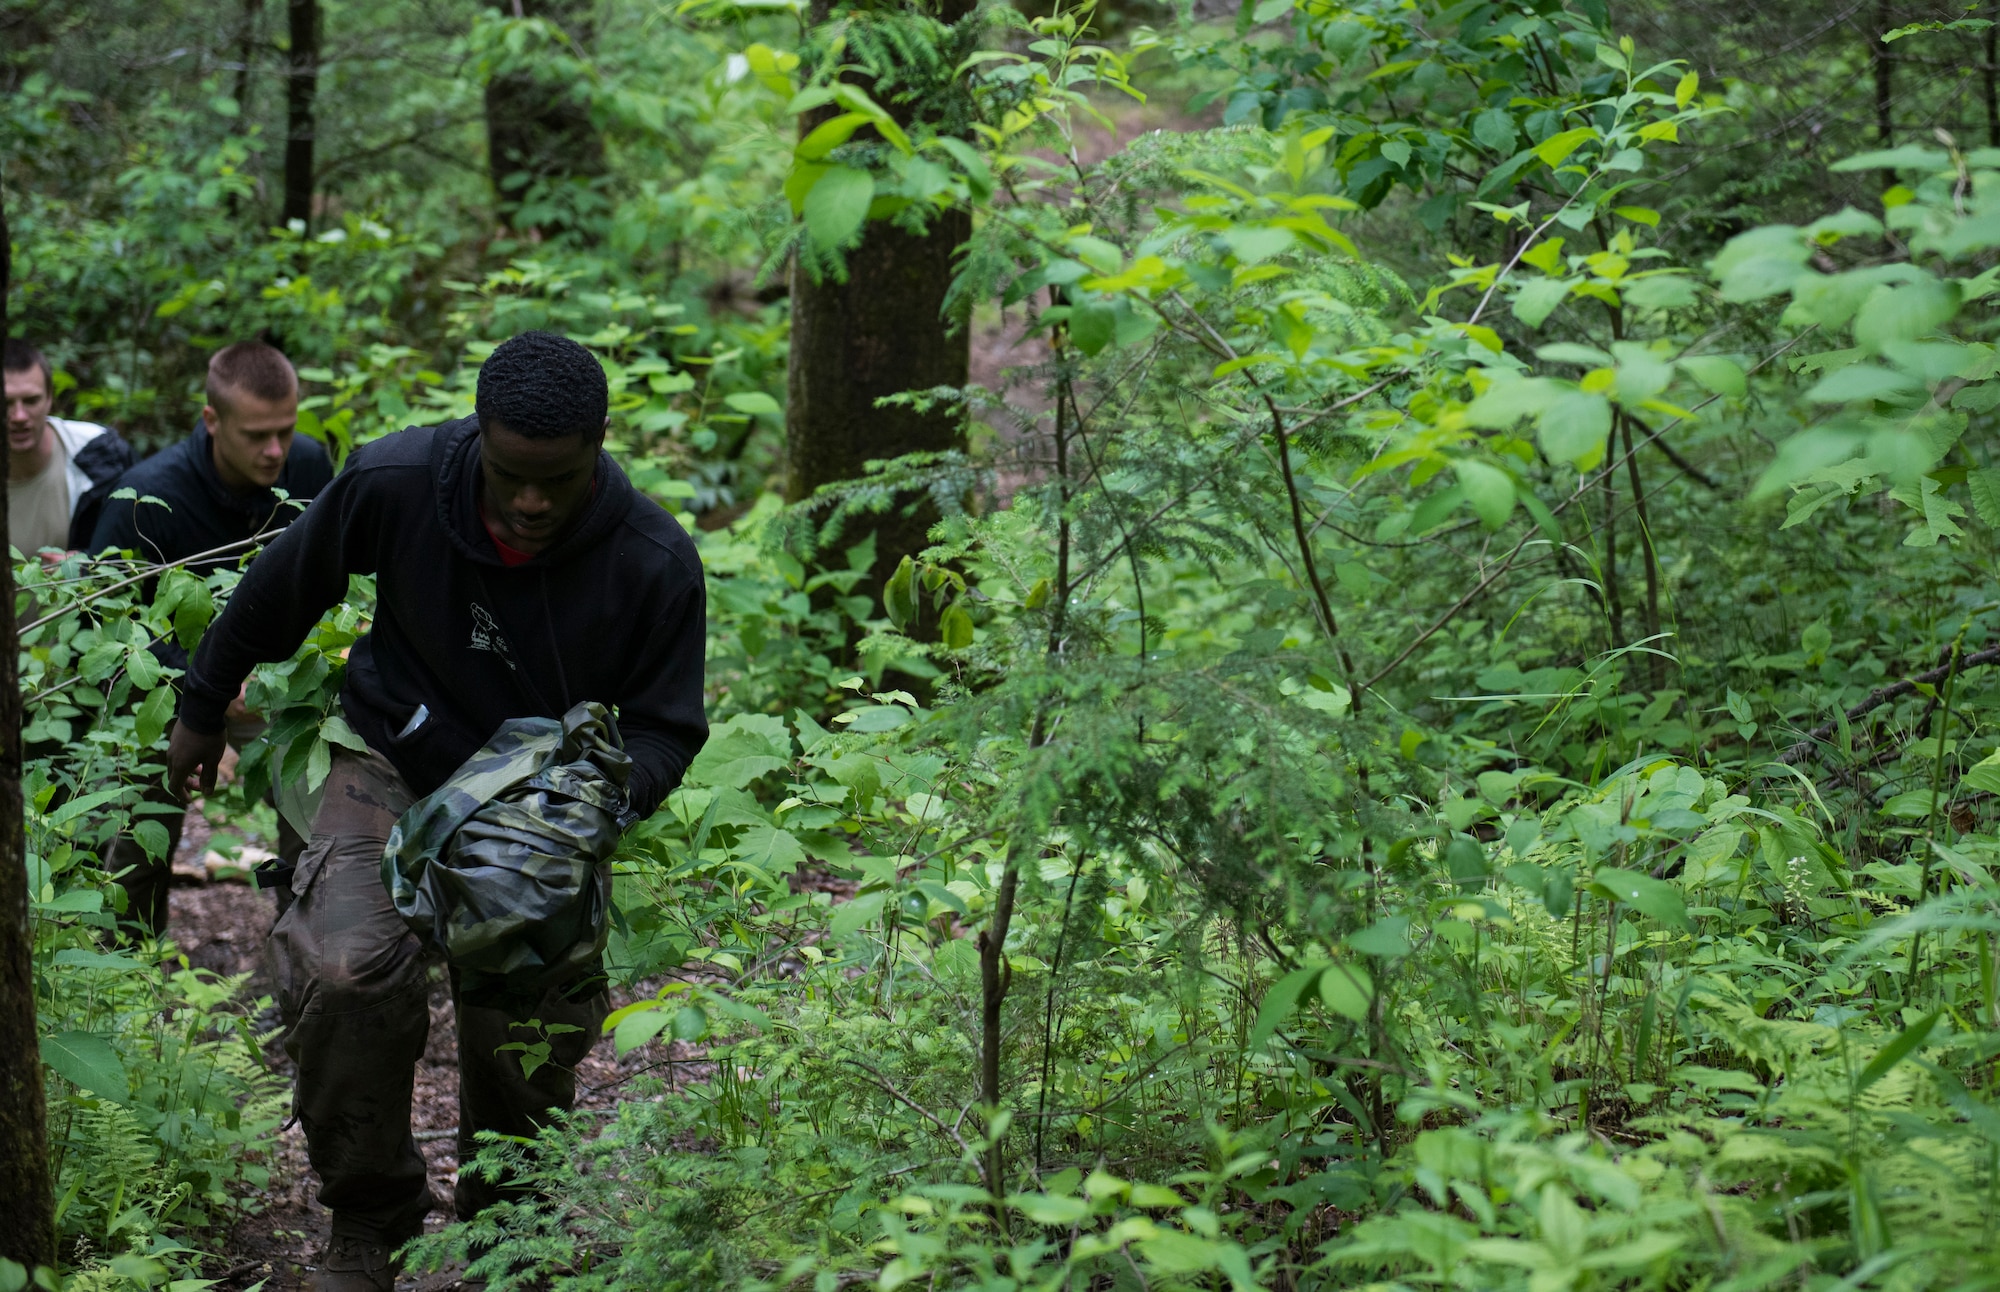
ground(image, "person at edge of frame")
xmin=2 ymin=337 xmax=135 ymax=558
xmin=86 ymin=339 xmax=334 ymax=935
xmin=163 ymin=330 xmax=709 ymax=1292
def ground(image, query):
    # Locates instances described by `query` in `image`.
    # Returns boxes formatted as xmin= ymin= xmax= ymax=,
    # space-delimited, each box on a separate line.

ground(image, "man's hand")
xmin=223 ymin=681 xmax=256 ymax=727
xmin=166 ymin=722 xmax=229 ymax=805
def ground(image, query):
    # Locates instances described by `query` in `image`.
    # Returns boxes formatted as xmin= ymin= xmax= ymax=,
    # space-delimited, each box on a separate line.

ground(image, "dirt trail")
xmin=166 ymin=810 xmax=663 ymax=1291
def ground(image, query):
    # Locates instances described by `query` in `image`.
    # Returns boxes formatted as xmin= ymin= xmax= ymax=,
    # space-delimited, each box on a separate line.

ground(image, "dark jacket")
xmin=64 ymin=423 xmax=137 ymax=550
xmin=87 ymin=419 xmax=334 ymax=567
xmin=178 ymin=418 xmax=708 ymax=820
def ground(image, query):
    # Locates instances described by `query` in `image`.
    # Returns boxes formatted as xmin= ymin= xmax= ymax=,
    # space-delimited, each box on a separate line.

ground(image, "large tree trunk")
xmin=0 ymin=180 xmax=55 ymax=1274
xmin=483 ymin=0 xmax=607 ymax=236
xmin=283 ymin=0 xmax=318 ymax=230
xmin=785 ymin=207 xmax=971 ymax=578
xmin=784 ymin=0 xmax=975 ymax=590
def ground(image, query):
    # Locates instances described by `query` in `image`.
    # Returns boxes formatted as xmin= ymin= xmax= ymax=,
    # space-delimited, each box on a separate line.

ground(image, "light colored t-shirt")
xmin=9 ymin=432 xmax=72 ymax=555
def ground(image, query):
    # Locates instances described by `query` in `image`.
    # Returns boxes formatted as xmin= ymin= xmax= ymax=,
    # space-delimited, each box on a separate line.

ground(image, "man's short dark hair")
xmin=2 ymin=339 xmax=52 ymax=396
xmin=207 ymin=341 xmax=298 ymax=413
xmin=476 ymin=331 xmax=609 ymax=440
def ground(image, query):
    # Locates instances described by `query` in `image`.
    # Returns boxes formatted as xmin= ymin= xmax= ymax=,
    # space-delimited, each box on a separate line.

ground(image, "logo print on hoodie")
xmin=469 ymin=602 xmax=518 ymax=672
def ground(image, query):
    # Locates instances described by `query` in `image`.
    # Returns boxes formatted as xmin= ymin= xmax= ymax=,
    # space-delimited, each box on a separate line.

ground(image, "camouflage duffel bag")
xmin=382 ymin=699 xmax=631 ymax=997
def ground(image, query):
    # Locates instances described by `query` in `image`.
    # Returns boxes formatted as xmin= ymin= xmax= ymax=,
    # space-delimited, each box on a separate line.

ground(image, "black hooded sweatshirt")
xmin=88 ymin=418 xmax=334 ymax=565
xmin=178 ymin=417 xmax=708 ymax=819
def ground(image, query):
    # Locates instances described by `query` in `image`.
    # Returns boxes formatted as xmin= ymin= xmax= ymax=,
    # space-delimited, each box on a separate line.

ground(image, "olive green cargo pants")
xmin=270 ymin=747 xmax=607 ymax=1243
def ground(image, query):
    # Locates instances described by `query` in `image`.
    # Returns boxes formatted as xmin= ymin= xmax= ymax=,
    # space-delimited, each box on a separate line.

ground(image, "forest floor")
xmin=166 ymin=805 xmax=695 ymax=1292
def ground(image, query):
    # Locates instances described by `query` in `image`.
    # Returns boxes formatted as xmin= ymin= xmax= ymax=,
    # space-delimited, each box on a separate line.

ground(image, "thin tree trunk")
xmin=0 ymin=182 xmax=55 ymax=1274
xmin=483 ymin=0 xmax=607 ymax=236
xmin=1987 ymin=4 xmax=1997 ymax=147
xmin=1619 ymin=414 xmax=1664 ymax=690
xmin=227 ymin=0 xmax=263 ymax=218
xmin=978 ymin=862 xmax=1018 ymax=1198
xmin=234 ymin=0 xmax=261 ymax=114
xmin=283 ymin=0 xmax=318 ymax=230
xmin=1874 ymin=1 xmax=1893 ymax=155
xmin=1601 ymin=461 xmax=1622 ymax=649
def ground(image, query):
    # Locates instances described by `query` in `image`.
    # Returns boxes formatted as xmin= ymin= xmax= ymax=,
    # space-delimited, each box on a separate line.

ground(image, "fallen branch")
xmin=1777 ymin=644 xmax=2000 ymax=764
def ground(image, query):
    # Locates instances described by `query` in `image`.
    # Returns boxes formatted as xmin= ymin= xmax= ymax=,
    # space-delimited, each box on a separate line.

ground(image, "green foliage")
xmin=22 ymin=0 xmax=2000 ymax=1288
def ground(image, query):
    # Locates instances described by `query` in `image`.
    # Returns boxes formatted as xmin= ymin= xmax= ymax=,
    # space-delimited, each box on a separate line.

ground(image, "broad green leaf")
xmin=795 ymin=112 xmax=870 ymax=161
xmin=1587 ymin=866 xmax=1691 ymax=931
xmin=733 ymin=823 xmax=805 ymax=874
xmin=1221 ymin=226 xmax=1294 ymax=265
xmin=1806 ymin=364 xmax=1919 ymax=404
xmin=802 ymin=164 xmax=874 ymax=251
xmin=1471 ymin=108 xmax=1516 ymax=153
xmin=45 ymin=786 xmax=131 ymax=828
xmin=135 ymin=685 xmax=175 ymax=747
xmin=724 ymin=392 xmax=781 ymax=417
xmin=1511 ymin=277 xmax=1572 ymax=328
xmin=1010 ymin=1193 xmax=1091 ymax=1226
xmin=1538 ymin=391 xmax=1612 ymax=469
xmin=883 ymin=556 xmax=917 ymax=628
xmin=1348 ymin=916 xmax=1410 ymax=957
xmin=939 ymin=602 xmax=974 ymax=649
xmin=1830 ymin=145 xmax=1951 ymax=172
xmin=1317 ymin=962 xmax=1373 ymax=1021
xmin=133 ymin=820 xmax=171 ymax=862
xmin=1968 ymin=467 xmax=2000 ymax=525
xmin=1069 ymin=299 xmax=1115 ymax=356
xmin=1445 ymin=835 xmax=1489 ymax=885
xmin=1881 ymin=789 xmax=1937 ymax=818
xmin=1247 ymin=964 xmax=1324 ymax=1049
xmin=1455 ymin=459 xmax=1516 ymax=529
xmin=671 ymin=1004 xmax=708 ymax=1041
xmin=1465 ymin=376 xmax=1559 ymax=429
xmin=1138 ymin=1231 xmax=1218 ymax=1274
xmin=1535 ymin=127 xmax=1597 ymax=167
xmin=306 ymin=737 xmax=332 ymax=792
xmin=1679 ymin=355 xmax=1746 ymax=397
xmin=830 ymin=889 xmax=887 ymax=936
xmin=1853 ymin=279 xmax=1960 ymax=353
xmin=1709 ymin=225 xmax=1808 ymax=301
xmin=612 ymin=1008 xmax=672 ymax=1056
xmin=1961 ymin=751 xmax=2000 ymax=795
xmin=125 ymin=645 xmax=161 ymax=692
xmin=321 ymin=713 xmax=370 ymax=752
xmin=1894 ymin=475 xmax=1965 ymax=546
xmin=42 ymin=1030 xmax=126 ymax=1101
xmin=686 ymin=716 xmax=791 ymax=789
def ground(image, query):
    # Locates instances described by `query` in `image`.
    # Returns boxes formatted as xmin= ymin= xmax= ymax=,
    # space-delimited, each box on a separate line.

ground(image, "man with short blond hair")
xmin=88 ymin=338 xmax=334 ymax=933
xmin=89 ymin=339 xmax=332 ymax=565
xmin=2 ymin=339 xmax=134 ymax=555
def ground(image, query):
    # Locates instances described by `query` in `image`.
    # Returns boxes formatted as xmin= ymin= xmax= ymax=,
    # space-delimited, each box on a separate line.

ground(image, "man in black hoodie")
xmin=90 ymin=339 xmax=333 ymax=933
xmin=166 ymin=332 xmax=708 ymax=1291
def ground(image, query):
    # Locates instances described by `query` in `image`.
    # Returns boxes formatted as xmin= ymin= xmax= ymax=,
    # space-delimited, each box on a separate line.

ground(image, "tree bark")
xmin=1619 ymin=413 xmax=1664 ymax=691
xmin=234 ymin=0 xmax=262 ymax=115
xmin=0 ymin=179 xmax=55 ymax=1274
xmin=783 ymin=0 xmax=975 ymax=591
xmin=483 ymin=0 xmax=607 ymax=236
xmin=1987 ymin=4 xmax=1997 ymax=147
xmin=283 ymin=0 xmax=318 ymax=230
xmin=785 ymin=207 xmax=972 ymax=579
xmin=1873 ymin=0 xmax=1893 ymax=146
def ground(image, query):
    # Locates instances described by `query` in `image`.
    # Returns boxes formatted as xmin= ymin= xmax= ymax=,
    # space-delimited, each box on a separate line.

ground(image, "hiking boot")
xmin=313 ymin=1231 xmax=400 ymax=1292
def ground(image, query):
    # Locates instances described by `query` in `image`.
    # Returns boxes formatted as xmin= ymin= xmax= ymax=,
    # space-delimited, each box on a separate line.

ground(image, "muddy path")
xmin=167 ymin=810 xmax=686 ymax=1291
